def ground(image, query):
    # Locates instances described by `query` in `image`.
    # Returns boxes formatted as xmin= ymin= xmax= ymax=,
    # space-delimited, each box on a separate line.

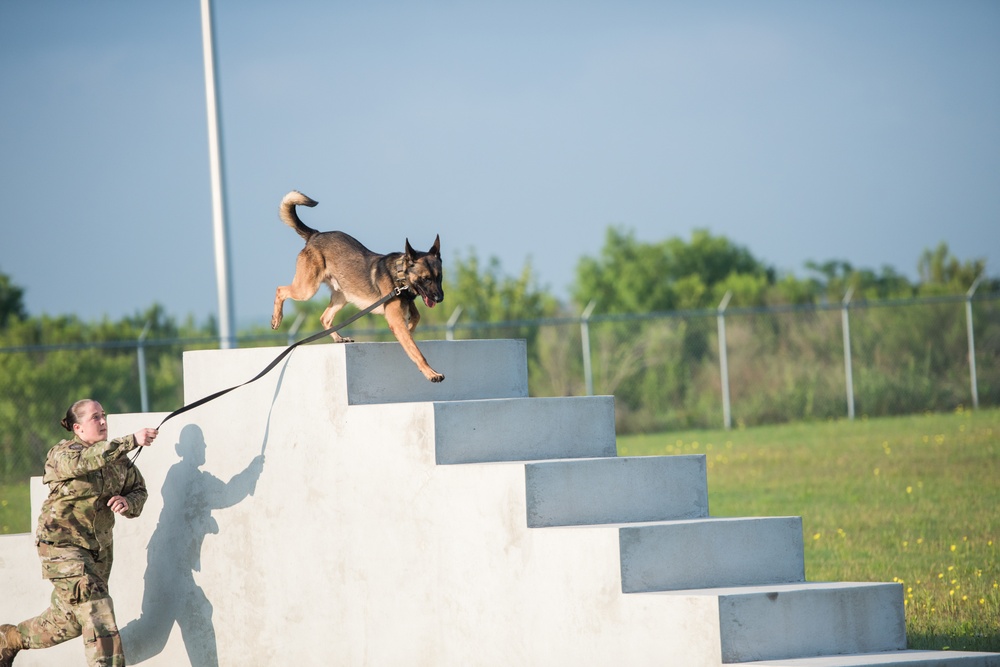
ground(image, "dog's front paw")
xmin=270 ymin=315 xmax=282 ymax=330
xmin=429 ymin=373 xmax=445 ymax=383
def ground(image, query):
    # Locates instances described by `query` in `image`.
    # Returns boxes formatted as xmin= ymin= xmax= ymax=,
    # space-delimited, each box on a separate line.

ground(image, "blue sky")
xmin=1 ymin=1 xmax=998 ymax=325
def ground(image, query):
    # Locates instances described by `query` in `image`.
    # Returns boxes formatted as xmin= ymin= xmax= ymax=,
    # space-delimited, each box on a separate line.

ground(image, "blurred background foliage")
xmin=2 ymin=229 xmax=997 ymax=483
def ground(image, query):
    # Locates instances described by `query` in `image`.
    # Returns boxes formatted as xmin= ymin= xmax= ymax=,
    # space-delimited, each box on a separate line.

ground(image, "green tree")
xmin=803 ymin=260 xmax=914 ymax=301
xmin=431 ymin=249 xmax=559 ymax=325
xmin=570 ymin=227 xmax=774 ymax=432
xmin=0 ymin=302 xmax=211 ymax=482
xmin=769 ymin=273 xmax=822 ymax=305
xmin=0 ymin=314 xmax=137 ymax=481
xmin=917 ymin=242 xmax=995 ymax=295
xmin=573 ymin=227 xmax=775 ymax=313
xmin=0 ymin=269 xmax=27 ymax=328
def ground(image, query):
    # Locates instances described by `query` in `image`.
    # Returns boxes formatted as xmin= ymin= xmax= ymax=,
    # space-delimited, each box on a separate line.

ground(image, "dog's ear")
xmin=404 ymin=238 xmax=415 ymax=259
xmin=429 ymin=234 xmax=441 ymax=257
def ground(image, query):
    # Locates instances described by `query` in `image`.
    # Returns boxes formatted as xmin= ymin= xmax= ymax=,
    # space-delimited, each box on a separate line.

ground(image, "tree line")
xmin=1 ymin=228 xmax=996 ymax=481
xmin=3 ymin=228 xmax=993 ymax=339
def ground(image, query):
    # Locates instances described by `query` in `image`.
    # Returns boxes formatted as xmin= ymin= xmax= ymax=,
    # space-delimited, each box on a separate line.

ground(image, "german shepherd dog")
xmin=271 ymin=190 xmax=445 ymax=382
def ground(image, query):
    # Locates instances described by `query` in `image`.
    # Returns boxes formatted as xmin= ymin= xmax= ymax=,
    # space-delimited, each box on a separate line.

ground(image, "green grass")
xmin=619 ymin=407 xmax=1000 ymax=652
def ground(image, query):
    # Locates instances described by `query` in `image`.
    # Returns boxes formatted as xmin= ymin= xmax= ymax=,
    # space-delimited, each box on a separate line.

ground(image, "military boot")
xmin=0 ymin=624 xmax=24 ymax=667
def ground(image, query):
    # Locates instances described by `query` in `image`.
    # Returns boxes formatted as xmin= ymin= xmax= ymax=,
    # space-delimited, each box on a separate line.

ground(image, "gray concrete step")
xmin=524 ymin=455 xmax=708 ymax=527
xmin=740 ymin=650 xmax=1000 ymax=666
xmin=432 ymin=396 xmax=617 ymax=464
xmin=183 ymin=339 xmax=530 ymax=406
xmin=653 ymin=582 xmax=906 ymax=663
xmin=619 ymin=516 xmax=804 ymax=592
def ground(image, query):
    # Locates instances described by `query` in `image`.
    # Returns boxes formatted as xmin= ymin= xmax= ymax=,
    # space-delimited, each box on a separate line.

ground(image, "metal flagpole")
xmin=201 ymin=0 xmax=236 ymax=349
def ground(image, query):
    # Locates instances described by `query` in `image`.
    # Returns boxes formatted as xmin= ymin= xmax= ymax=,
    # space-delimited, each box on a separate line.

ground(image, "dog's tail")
xmin=279 ymin=190 xmax=320 ymax=242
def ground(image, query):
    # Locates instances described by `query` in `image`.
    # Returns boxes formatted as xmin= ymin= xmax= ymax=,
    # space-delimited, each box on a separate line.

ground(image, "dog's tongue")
xmin=424 ymin=296 xmax=436 ymax=308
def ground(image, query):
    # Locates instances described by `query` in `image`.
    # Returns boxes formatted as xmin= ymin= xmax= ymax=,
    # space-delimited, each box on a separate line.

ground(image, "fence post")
xmin=841 ymin=287 xmax=855 ymax=420
xmin=966 ymin=273 xmax=984 ymax=409
xmin=446 ymin=306 xmax=463 ymax=341
xmin=287 ymin=311 xmax=306 ymax=346
xmin=717 ymin=291 xmax=733 ymax=430
xmin=137 ymin=321 xmax=151 ymax=413
xmin=580 ymin=300 xmax=596 ymax=396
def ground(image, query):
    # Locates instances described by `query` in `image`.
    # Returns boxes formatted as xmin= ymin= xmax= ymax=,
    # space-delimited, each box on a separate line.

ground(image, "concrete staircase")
xmin=2 ymin=339 xmax=997 ymax=665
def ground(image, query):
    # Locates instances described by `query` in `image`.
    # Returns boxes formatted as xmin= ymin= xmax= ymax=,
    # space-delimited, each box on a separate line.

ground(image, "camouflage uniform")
xmin=13 ymin=434 xmax=147 ymax=667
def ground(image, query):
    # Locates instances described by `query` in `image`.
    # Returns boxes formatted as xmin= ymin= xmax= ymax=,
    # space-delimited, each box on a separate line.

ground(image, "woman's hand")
xmin=134 ymin=428 xmax=158 ymax=446
xmin=108 ymin=495 xmax=130 ymax=515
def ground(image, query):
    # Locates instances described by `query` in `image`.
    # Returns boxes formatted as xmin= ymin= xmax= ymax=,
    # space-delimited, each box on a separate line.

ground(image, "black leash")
xmin=129 ymin=287 xmax=404 ymax=465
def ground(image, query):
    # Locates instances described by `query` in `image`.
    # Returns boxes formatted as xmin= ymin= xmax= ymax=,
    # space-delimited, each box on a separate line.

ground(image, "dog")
xmin=271 ymin=190 xmax=445 ymax=382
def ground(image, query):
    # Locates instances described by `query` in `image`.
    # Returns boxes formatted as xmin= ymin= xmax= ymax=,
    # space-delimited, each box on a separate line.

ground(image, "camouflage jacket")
xmin=36 ymin=434 xmax=148 ymax=551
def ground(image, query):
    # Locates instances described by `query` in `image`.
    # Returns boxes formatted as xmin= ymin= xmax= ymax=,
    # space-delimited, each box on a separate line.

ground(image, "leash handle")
xmin=129 ymin=290 xmax=400 ymax=465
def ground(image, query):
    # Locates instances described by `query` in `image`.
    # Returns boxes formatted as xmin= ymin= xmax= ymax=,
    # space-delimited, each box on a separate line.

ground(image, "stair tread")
xmin=648 ymin=581 xmax=898 ymax=596
xmin=739 ymin=649 xmax=1000 ymax=666
xmin=526 ymin=454 xmax=708 ymax=527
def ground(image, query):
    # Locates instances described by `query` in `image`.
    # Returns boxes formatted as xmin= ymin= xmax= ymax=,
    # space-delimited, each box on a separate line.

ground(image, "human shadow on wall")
xmin=121 ymin=423 xmax=264 ymax=666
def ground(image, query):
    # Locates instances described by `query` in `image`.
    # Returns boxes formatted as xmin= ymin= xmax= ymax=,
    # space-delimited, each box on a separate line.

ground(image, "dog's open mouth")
xmin=412 ymin=282 xmax=441 ymax=309
xmin=412 ymin=284 xmax=439 ymax=308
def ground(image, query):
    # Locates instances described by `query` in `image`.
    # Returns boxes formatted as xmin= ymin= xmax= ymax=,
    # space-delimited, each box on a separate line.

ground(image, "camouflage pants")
xmin=16 ymin=542 xmax=125 ymax=667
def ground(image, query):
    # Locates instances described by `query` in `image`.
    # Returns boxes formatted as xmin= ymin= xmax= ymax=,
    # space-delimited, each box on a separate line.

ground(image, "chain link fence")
xmin=2 ymin=293 xmax=997 ymax=483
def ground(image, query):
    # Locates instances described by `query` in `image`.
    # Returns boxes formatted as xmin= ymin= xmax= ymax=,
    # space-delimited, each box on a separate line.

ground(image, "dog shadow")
xmin=120 ymin=423 xmax=264 ymax=666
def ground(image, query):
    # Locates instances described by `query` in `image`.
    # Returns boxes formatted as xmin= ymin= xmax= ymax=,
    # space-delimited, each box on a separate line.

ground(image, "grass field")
xmin=3 ymin=409 xmax=997 ymax=651
xmin=619 ymin=407 xmax=999 ymax=652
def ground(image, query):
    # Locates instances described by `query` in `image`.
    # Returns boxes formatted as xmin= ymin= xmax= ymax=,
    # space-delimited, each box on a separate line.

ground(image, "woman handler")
xmin=0 ymin=399 xmax=157 ymax=667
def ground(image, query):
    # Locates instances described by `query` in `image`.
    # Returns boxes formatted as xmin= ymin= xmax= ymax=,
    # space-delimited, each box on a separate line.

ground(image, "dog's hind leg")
xmin=320 ymin=291 xmax=353 ymax=343
xmin=271 ymin=249 xmax=324 ymax=329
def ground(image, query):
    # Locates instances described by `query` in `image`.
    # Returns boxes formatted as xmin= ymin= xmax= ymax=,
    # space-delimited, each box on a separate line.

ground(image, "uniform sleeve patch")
xmin=68 ymin=443 xmax=84 ymax=451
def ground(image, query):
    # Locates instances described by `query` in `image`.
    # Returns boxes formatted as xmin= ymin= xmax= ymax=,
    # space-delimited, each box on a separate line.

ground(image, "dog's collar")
xmin=393 ymin=257 xmax=412 ymax=293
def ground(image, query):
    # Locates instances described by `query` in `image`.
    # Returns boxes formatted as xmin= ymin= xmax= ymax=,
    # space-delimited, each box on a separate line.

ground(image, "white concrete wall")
xmin=1 ymin=342 xmax=720 ymax=666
